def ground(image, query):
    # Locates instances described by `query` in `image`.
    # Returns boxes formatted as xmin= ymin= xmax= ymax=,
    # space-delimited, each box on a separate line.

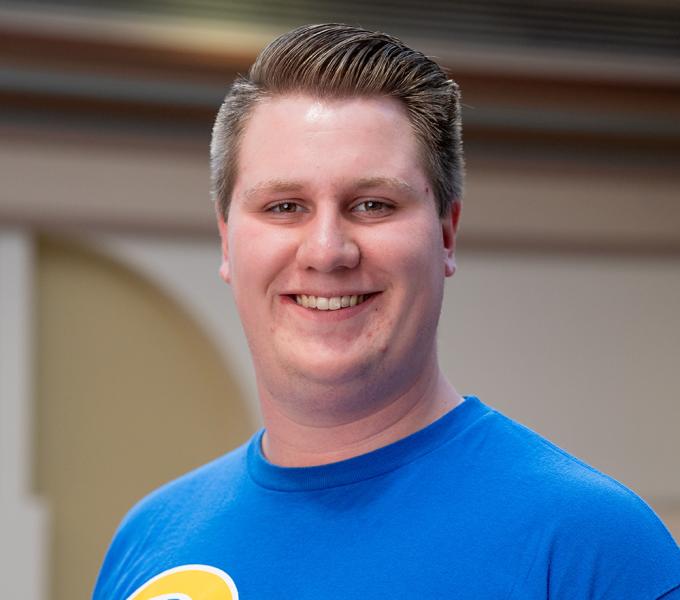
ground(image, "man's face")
xmin=219 ymin=94 xmax=458 ymax=413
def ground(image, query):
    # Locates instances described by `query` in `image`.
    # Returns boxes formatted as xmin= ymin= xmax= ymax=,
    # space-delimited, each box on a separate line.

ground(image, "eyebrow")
xmin=243 ymin=179 xmax=305 ymax=201
xmin=243 ymin=176 xmax=418 ymax=201
xmin=352 ymin=176 xmax=418 ymax=197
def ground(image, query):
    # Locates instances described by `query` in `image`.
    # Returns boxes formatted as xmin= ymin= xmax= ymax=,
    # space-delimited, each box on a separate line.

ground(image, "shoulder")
xmin=483 ymin=407 xmax=671 ymax=533
xmin=93 ymin=440 xmax=251 ymax=599
xmin=121 ymin=439 xmax=250 ymax=535
xmin=477 ymin=407 xmax=680 ymax=597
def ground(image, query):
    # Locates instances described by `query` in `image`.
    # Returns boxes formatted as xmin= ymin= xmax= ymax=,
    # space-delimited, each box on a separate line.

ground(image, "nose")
xmin=296 ymin=210 xmax=360 ymax=272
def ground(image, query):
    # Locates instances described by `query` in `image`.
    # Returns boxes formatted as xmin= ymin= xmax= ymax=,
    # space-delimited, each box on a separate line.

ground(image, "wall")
xmin=34 ymin=237 xmax=255 ymax=599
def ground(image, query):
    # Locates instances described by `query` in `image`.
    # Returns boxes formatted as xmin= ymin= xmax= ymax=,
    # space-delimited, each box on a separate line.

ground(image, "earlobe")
xmin=442 ymin=200 xmax=461 ymax=278
xmin=219 ymin=261 xmax=231 ymax=284
xmin=216 ymin=208 xmax=231 ymax=284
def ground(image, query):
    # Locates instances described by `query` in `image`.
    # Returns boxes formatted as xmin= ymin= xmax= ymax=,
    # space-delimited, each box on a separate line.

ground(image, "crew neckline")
xmin=247 ymin=396 xmax=490 ymax=491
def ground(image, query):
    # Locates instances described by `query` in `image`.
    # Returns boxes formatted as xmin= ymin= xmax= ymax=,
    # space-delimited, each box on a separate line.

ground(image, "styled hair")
xmin=210 ymin=23 xmax=463 ymax=218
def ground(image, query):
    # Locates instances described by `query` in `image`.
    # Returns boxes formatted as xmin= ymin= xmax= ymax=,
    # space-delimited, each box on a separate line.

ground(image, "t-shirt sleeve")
xmin=659 ymin=585 xmax=680 ymax=599
xmin=545 ymin=479 xmax=680 ymax=599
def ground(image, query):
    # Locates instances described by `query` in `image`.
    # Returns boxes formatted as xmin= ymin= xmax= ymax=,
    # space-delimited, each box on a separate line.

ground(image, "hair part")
xmin=210 ymin=23 xmax=464 ymax=219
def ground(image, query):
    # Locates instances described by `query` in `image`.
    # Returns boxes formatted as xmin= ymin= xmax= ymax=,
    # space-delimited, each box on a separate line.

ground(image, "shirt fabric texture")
xmin=94 ymin=397 xmax=680 ymax=599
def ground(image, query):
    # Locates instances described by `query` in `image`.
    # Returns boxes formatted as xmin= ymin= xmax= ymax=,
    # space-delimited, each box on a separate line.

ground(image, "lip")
xmin=281 ymin=292 xmax=380 ymax=322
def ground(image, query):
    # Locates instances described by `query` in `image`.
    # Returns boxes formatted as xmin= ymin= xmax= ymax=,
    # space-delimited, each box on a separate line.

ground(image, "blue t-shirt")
xmin=94 ymin=397 xmax=680 ymax=599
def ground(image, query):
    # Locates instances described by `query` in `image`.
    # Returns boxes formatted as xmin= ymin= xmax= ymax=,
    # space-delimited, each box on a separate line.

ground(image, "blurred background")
xmin=0 ymin=1 xmax=679 ymax=598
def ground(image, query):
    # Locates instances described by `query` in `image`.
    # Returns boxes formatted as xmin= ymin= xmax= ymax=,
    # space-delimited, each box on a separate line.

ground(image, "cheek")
xmin=398 ymin=227 xmax=447 ymax=308
xmin=228 ymin=225 xmax=295 ymax=286
xmin=387 ymin=222 xmax=442 ymax=274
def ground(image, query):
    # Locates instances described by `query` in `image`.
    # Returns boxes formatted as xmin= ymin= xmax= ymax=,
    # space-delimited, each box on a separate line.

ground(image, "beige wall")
xmin=34 ymin=237 xmax=255 ymax=600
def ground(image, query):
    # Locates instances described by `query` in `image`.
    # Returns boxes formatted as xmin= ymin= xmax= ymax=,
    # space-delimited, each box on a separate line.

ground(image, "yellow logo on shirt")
xmin=127 ymin=564 xmax=238 ymax=600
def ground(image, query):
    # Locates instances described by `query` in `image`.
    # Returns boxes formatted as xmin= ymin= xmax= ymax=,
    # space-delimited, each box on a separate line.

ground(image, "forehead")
xmin=247 ymin=93 xmax=413 ymax=132
xmin=232 ymin=94 xmax=428 ymax=195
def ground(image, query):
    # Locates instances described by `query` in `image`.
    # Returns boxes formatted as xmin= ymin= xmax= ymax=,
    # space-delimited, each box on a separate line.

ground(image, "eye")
xmin=267 ymin=201 xmax=304 ymax=214
xmin=352 ymin=199 xmax=393 ymax=215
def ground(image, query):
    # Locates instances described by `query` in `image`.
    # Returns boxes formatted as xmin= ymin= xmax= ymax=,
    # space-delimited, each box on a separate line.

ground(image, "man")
xmin=94 ymin=24 xmax=680 ymax=599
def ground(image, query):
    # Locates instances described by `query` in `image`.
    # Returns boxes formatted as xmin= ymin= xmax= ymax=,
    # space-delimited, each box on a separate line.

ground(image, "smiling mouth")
xmin=294 ymin=294 xmax=372 ymax=311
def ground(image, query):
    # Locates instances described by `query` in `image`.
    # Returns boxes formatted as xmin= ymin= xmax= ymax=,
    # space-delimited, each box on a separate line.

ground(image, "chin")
xmin=284 ymin=352 xmax=382 ymax=388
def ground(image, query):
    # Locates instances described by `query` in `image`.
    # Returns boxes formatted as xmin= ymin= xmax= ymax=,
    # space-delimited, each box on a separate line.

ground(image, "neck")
xmin=258 ymin=364 xmax=463 ymax=467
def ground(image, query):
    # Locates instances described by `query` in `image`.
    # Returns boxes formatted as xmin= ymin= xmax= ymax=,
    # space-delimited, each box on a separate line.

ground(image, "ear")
xmin=216 ymin=206 xmax=231 ymax=284
xmin=442 ymin=200 xmax=461 ymax=278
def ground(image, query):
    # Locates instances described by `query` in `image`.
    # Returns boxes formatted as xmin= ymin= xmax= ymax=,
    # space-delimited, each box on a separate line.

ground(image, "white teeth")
xmin=294 ymin=294 xmax=368 ymax=310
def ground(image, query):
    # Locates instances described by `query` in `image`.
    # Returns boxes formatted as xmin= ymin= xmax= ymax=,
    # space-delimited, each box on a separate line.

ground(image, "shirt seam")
xmin=247 ymin=409 xmax=493 ymax=493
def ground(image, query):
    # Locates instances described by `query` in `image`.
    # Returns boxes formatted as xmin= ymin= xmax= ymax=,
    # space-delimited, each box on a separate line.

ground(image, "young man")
xmin=94 ymin=24 xmax=680 ymax=599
